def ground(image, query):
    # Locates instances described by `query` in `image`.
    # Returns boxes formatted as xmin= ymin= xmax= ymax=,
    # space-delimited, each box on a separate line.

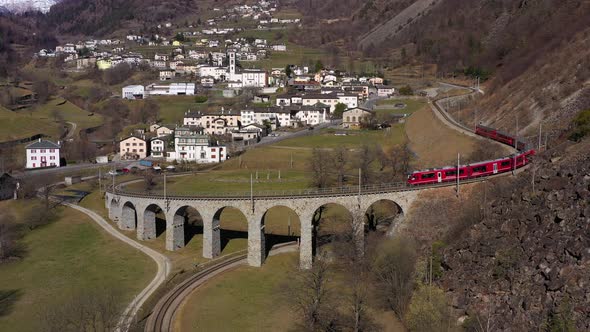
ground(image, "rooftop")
xmin=26 ymin=139 xmax=60 ymax=149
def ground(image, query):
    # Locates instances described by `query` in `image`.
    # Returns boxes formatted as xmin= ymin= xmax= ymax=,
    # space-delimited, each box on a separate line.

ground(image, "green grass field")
xmin=0 ymin=199 xmax=155 ymax=332
xmin=145 ymin=96 xmax=204 ymax=124
xmin=375 ymin=98 xmax=428 ymax=115
xmin=0 ymin=106 xmax=59 ymax=141
xmin=23 ymin=97 xmax=104 ymax=133
xmin=176 ymin=253 xmax=298 ymax=332
xmin=126 ymin=169 xmax=311 ymax=195
xmin=275 ymin=126 xmax=406 ymax=149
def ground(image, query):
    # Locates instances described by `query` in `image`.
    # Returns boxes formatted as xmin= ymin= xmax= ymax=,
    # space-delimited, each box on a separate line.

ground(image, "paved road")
xmin=62 ymin=202 xmax=171 ymax=332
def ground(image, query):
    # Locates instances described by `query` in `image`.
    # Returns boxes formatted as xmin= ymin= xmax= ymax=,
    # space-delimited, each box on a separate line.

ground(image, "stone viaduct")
xmin=104 ymin=184 xmax=433 ymax=269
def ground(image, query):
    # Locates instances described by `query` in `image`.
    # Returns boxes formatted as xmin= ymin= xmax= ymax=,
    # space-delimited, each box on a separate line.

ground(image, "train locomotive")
xmin=407 ymin=125 xmax=535 ymax=185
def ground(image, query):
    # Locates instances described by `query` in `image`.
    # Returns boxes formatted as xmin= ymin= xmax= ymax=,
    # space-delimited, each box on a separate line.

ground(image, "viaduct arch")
xmin=105 ymin=187 xmax=420 ymax=269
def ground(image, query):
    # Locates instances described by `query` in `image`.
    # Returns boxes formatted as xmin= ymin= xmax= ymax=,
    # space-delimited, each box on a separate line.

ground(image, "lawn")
xmin=0 ymin=199 xmax=155 ymax=332
xmin=405 ymin=105 xmax=478 ymax=168
xmin=125 ymin=169 xmax=311 ymax=195
xmin=275 ymin=125 xmax=406 ymax=149
xmin=145 ymin=95 xmax=204 ymax=124
xmin=0 ymin=106 xmax=58 ymax=142
xmin=375 ymin=98 xmax=428 ymax=115
xmin=176 ymin=252 xmax=299 ymax=332
xmin=22 ymin=97 xmax=104 ymax=133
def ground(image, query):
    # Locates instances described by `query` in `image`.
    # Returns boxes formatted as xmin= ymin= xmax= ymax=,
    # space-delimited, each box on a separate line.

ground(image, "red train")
xmin=407 ymin=125 xmax=535 ymax=185
xmin=475 ymin=125 xmax=527 ymax=151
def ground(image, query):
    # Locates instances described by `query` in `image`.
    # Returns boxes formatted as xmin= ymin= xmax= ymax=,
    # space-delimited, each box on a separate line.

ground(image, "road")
xmin=62 ymin=202 xmax=171 ymax=332
xmin=65 ymin=121 xmax=77 ymax=140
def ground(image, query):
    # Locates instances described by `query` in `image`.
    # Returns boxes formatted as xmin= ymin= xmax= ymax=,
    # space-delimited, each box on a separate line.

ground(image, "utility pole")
xmin=456 ymin=153 xmax=460 ymax=198
xmin=358 ymin=168 xmax=362 ymax=209
xmin=98 ymin=168 xmax=102 ymax=194
xmin=514 ymin=116 xmax=518 ymax=174
xmin=250 ymin=173 xmax=254 ymax=213
xmin=164 ymin=173 xmax=167 ymax=201
xmin=538 ymin=123 xmax=542 ymax=151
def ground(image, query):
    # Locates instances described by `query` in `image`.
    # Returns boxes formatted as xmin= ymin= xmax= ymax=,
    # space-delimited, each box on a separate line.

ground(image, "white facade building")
xmin=26 ymin=140 xmax=61 ymax=169
xmin=168 ymin=127 xmax=227 ymax=163
xmin=122 ymin=85 xmax=145 ymax=99
xmin=145 ymin=83 xmax=195 ymax=96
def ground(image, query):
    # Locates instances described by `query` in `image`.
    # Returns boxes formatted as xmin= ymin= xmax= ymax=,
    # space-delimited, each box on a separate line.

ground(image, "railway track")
xmin=145 ymin=254 xmax=247 ymax=332
xmin=145 ymin=242 xmax=296 ymax=332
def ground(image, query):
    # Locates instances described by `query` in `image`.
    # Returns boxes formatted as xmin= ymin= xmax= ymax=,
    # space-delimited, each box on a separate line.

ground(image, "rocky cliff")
xmin=440 ymin=140 xmax=590 ymax=330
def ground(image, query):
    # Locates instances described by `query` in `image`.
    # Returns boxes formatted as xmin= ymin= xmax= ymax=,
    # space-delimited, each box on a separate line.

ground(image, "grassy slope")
xmin=23 ymin=97 xmax=104 ymax=132
xmin=176 ymin=253 xmax=298 ymax=332
xmin=0 ymin=106 xmax=59 ymax=142
xmin=375 ymin=98 xmax=427 ymax=115
xmin=0 ymin=199 xmax=155 ymax=331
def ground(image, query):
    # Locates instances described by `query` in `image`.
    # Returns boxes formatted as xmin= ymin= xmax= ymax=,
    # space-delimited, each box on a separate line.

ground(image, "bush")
xmin=194 ymin=95 xmax=208 ymax=103
xmin=399 ymin=85 xmax=414 ymax=95
xmin=405 ymin=285 xmax=452 ymax=332
xmin=569 ymin=109 xmax=590 ymax=141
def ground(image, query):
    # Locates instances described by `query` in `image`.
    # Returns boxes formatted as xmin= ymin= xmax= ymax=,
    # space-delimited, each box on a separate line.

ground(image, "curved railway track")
xmin=145 ymin=242 xmax=296 ymax=332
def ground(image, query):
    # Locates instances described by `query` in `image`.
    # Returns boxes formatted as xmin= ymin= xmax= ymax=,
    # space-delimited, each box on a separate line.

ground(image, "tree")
xmin=314 ymin=60 xmax=324 ymax=73
xmin=332 ymin=147 xmax=347 ymax=187
xmin=139 ymin=99 xmax=159 ymax=124
xmin=285 ymin=64 xmax=292 ymax=78
xmin=174 ymin=32 xmax=185 ymax=42
xmin=143 ymin=170 xmax=156 ymax=191
xmin=372 ymin=237 xmax=417 ymax=319
xmin=333 ymin=103 xmax=347 ymax=119
xmin=283 ymin=258 xmax=335 ymax=331
xmin=33 ymin=80 xmax=54 ymax=104
xmin=310 ymin=147 xmax=330 ymax=188
xmin=0 ymin=213 xmax=21 ymax=261
xmin=399 ymin=85 xmax=414 ymax=96
xmin=405 ymin=285 xmax=452 ymax=332
xmin=39 ymin=287 xmax=125 ymax=332
xmin=357 ymin=145 xmax=376 ymax=185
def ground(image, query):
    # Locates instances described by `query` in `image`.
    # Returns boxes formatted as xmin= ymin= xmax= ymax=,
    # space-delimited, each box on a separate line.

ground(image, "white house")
xmin=168 ymin=127 xmax=227 ymax=163
xmin=302 ymin=93 xmax=339 ymax=112
xmin=293 ymin=107 xmax=329 ymax=126
xmin=240 ymin=108 xmax=291 ymax=128
xmin=119 ymin=136 xmax=148 ymax=160
xmin=271 ymin=44 xmax=287 ymax=52
xmin=336 ymin=93 xmax=359 ymax=109
xmin=159 ymin=69 xmax=175 ymax=81
xmin=343 ymin=107 xmax=375 ymax=128
xmin=150 ymin=136 xmax=171 ymax=159
xmin=26 ymin=139 xmax=60 ymax=169
xmin=122 ymin=85 xmax=146 ymax=99
xmin=376 ymin=85 xmax=395 ymax=97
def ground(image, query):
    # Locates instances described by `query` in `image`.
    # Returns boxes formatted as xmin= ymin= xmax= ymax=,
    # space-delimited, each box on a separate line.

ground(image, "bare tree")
xmin=372 ymin=237 xmax=417 ymax=320
xmin=332 ymin=147 xmax=347 ymax=187
xmin=0 ymin=213 xmax=21 ymax=261
xmin=310 ymin=147 xmax=330 ymax=188
xmin=357 ymin=145 xmax=376 ymax=185
xmin=39 ymin=288 xmax=124 ymax=332
xmin=143 ymin=170 xmax=156 ymax=191
xmin=283 ymin=257 xmax=336 ymax=331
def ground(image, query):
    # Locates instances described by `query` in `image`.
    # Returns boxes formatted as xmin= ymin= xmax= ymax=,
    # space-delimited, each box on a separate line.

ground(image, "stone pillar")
xmin=166 ymin=212 xmax=185 ymax=251
xmin=120 ymin=205 xmax=136 ymax=230
xmin=247 ymin=217 xmax=265 ymax=267
xmin=299 ymin=212 xmax=314 ymax=270
xmin=203 ymin=213 xmax=220 ymax=259
xmin=137 ymin=208 xmax=156 ymax=241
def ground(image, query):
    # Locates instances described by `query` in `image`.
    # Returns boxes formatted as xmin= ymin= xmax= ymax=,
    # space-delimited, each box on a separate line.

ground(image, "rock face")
xmin=440 ymin=145 xmax=590 ymax=330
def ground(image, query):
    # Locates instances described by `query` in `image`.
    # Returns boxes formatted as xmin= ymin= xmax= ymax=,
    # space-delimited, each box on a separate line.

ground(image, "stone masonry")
xmin=105 ymin=189 xmax=421 ymax=269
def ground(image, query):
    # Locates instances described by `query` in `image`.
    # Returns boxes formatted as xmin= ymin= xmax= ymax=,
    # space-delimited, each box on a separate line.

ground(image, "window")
xmin=211 ymin=148 xmax=216 ymax=152
xmin=421 ymin=173 xmax=435 ymax=179
xmin=211 ymin=155 xmax=216 ymax=158
xmin=472 ymin=166 xmax=487 ymax=173
xmin=50 ymin=156 xmax=55 ymax=160
xmin=40 ymin=149 xmax=46 ymax=153
xmin=132 ymin=143 xmax=137 ymax=146
xmin=126 ymin=143 xmax=130 ymax=146
xmin=501 ymin=161 xmax=511 ymax=167
xmin=31 ymin=156 xmax=36 ymax=160
xmin=50 ymin=149 xmax=55 ymax=153
xmin=31 ymin=149 xmax=36 ymax=153
xmin=139 ymin=149 xmax=143 ymax=152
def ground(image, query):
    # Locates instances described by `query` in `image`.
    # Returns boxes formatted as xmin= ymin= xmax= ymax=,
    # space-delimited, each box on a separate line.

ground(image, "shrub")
xmin=399 ymin=85 xmax=414 ymax=95
xmin=569 ymin=109 xmax=590 ymax=141
xmin=405 ymin=285 xmax=452 ymax=332
xmin=194 ymin=95 xmax=208 ymax=103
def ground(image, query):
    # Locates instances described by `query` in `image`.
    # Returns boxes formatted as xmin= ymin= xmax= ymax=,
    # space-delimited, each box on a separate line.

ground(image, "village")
xmin=23 ymin=0 xmax=404 ymax=171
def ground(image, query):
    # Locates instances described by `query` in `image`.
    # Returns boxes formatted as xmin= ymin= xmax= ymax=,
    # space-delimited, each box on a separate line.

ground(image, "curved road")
xmin=62 ymin=202 xmax=171 ymax=332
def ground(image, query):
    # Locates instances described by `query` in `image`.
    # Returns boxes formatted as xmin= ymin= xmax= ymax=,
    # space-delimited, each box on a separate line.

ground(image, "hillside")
xmin=440 ymin=139 xmax=590 ymax=330
xmin=0 ymin=105 xmax=58 ymax=141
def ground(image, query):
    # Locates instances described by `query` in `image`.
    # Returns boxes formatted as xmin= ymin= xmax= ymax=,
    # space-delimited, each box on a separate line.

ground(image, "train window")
xmin=445 ymin=170 xmax=456 ymax=176
xmin=421 ymin=173 xmax=435 ymax=179
xmin=501 ymin=161 xmax=510 ymax=167
xmin=472 ymin=166 xmax=487 ymax=173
